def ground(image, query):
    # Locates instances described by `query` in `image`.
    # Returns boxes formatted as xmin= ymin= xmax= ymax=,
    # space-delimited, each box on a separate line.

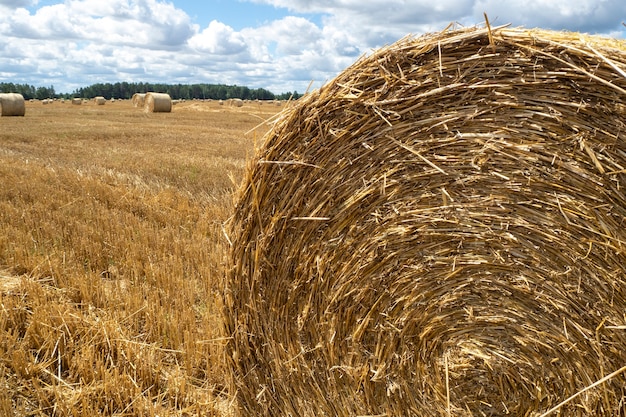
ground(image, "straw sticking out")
xmin=225 ymin=25 xmax=626 ymax=417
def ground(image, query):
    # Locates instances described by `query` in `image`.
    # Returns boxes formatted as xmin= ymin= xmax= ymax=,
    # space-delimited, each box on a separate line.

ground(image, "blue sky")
xmin=174 ymin=0 xmax=322 ymax=30
xmin=1 ymin=0 xmax=625 ymax=94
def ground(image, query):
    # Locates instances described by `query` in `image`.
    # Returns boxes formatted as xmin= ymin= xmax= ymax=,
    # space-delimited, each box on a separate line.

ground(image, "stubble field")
xmin=0 ymin=98 xmax=283 ymax=416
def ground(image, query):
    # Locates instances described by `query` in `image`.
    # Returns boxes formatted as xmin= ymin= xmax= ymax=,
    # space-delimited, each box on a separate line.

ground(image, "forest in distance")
xmin=0 ymin=81 xmax=302 ymax=101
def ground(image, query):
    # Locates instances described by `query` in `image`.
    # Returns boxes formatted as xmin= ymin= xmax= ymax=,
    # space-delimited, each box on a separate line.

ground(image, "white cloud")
xmin=3 ymin=0 xmax=195 ymax=47
xmin=0 ymin=0 xmax=37 ymax=8
xmin=266 ymin=16 xmax=322 ymax=56
xmin=188 ymin=20 xmax=247 ymax=55
xmin=0 ymin=0 xmax=625 ymax=94
xmin=250 ymin=0 xmax=475 ymax=23
xmin=249 ymin=0 xmax=475 ymax=50
xmin=251 ymin=0 xmax=626 ymax=36
xmin=473 ymin=0 xmax=626 ymax=33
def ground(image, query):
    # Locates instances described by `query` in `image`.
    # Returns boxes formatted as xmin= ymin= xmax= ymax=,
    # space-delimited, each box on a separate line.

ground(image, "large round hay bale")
xmin=144 ymin=92 xmax=171 ymax=113
xmin=224 ymin=26 xmax=626 ymax=416
xmin=230 ymin=98 xmax=243 ymax=107
xmin=0 ymin=93 xmax=25 ymax=116
xmin=71 ymin=98 xmax=82 ymax=105
xmin=131 ymin=93 xmax=146 ymax=108
xmin=94 ymin=96 xmax=106 ymax=105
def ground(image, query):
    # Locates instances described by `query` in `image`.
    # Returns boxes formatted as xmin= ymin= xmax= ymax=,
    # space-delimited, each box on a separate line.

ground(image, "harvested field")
xmin=0 ymin=98 xmax=282 ymax=416
xmin=225 ymin=26 xmax=626 ymax=416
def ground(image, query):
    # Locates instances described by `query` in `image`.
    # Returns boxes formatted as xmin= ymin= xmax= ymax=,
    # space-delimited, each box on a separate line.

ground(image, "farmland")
xmin=0 ymin=98 xmax=283 ymax=416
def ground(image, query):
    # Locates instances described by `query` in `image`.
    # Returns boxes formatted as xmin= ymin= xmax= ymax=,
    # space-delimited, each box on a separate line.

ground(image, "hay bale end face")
xmin=0 ymin=93 xmax=26 ymax=116
xmin=144 ymin=92 xmax=171 ymax=113
xmin=225 ymin=26 xmax=626 ymax=416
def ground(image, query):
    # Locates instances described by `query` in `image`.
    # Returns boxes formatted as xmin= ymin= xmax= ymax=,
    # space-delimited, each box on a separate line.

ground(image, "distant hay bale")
xmin=225 ymin=26 xmax=626 ymax=417
xmin=218 ymin=100 xmax=224 ymax=105
xmin=143 ymin=92 xmax=172 ymax=113
xmin=0 ymin=93 xmax=25 ymax=116
xmin=230 ymin=98 xmax=243 ymax=107
xmin=71 ymin=98 xmax=81 ymax=105
xmin=94 ymin=96 xmax=106 ymax=105
xmin=131 ymin=93 xmax=146 ymax=108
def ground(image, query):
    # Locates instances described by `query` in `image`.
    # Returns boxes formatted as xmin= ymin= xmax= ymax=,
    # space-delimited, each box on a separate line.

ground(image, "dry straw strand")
xmin=0 ymin=93 xmax=26 ymax=116
xmin=537 ymin=363 xmax=626 ymax=417
xmin=225 ymin=25 xmax=626 ymax=417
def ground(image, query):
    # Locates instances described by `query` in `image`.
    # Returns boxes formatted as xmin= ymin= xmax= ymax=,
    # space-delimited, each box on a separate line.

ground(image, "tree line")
xmin=0 ymin=83 xmax=56 ymax=100
xmin=0 ymin=82 xmax=301 ymax=101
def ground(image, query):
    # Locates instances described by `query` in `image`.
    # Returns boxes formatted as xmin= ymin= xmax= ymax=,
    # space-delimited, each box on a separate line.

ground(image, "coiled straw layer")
xmin=225 ymin=25 xmax=626 ymax=416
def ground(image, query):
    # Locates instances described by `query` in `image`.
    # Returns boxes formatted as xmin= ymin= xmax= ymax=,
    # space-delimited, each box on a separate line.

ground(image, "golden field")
xmin=0 ymin=98 xmax=283 ymax=416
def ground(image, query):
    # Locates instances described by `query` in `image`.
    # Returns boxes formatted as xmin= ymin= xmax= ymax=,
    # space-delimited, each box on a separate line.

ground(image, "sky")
xmin=0 ymin=0 xmax=625 ymax=95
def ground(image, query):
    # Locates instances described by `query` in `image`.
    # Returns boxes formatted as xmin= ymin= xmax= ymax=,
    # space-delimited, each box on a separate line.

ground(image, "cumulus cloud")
xmin=249 ymin=16 xmax=323 ymax=56
xmin=0 ymin=0 xmax=625 ymax=94
xmin=252 ymin=0 xmax=626 ymax=35
xmin=2 ymin=0 xmax=195 ymax=47
xmin=188 ymin=20 xmax=247 ymax=55
xmin=0 ymin=0 xmax=37 ymax=8
xmin=250 ymin=0 xmax=475 ymax=21
xmin=247 ymin=1 xmax=467 ymax=49
xmin=473 ymin=0 xmax=626 ymax=33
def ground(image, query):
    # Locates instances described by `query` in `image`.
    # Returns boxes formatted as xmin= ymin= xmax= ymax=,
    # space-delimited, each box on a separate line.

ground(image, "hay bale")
xmin=71 ymin=98 xmax=81 ymax=105
xmin=0 ymin=93 xmax=25 ymax=116
xmin=230 ymin=98 xmax=243 ymax=107
xmin=131 ymin=93 xmax=146 ymax=108
xmin=225 ymin=26 xmax=626 ymax=417
xmin=94 ymin=96 xmax=106 ymax=105
xmin=144 ymin=92 xmax=171 ymax=113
